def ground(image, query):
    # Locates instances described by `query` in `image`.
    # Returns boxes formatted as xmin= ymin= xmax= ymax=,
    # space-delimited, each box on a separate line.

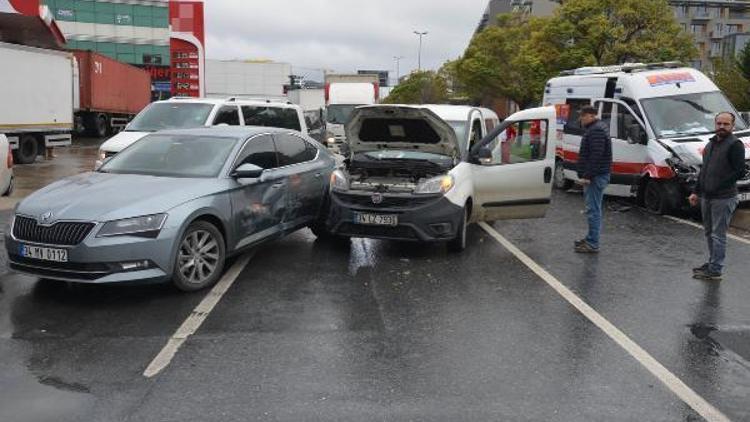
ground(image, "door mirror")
xmin=232 ymin=163 xmax=264 ymax=179
xmin=474 ymin=145 xmax=493 ymax=165
xmin=627 ymin=124 xmax=647 ymax=145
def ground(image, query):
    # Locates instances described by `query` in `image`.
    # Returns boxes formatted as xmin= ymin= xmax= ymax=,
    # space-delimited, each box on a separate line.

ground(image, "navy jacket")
xmin=577 ymin=119 xmax=612 ymax=179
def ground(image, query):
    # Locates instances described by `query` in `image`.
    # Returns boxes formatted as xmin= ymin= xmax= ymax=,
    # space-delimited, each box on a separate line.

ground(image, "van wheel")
xmin=643 ymin=179 xmax=671 ymax=215
xmin=553 ymin=160 xmax=573 ymax=190
xmin=13 ymin=134 xmax=38 ymax=164
xmin=172 ymin=221 xmax=226 ymax=292
xmin=447 ymin=207 xmax=468 ymax=252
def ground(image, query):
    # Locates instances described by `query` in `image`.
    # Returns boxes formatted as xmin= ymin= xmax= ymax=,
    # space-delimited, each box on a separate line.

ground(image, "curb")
xmin=731 ymin=209 xmax=750 ymax=232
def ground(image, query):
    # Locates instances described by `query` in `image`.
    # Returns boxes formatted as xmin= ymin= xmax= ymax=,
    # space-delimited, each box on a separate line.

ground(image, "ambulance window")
xmin=564 ymin=99 xmax=590 ymax=135
xmin=621 ymin=97 xmax=643 ymax=121
xmin=600 ymin=102 xmax=614 ymax=134
xmin=615 ymin=105 xmax=645 ymax=142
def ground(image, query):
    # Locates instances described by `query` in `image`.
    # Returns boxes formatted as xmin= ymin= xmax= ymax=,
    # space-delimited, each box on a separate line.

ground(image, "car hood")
xmin=99 ymin=131 xmax=150 ymax=153
xmin=662 ymin=132 xmax=750 ymax=166
xmin=345 ymin=105 xmax=460 ymax=158
xmin=16 ymin=172 xmax=226 ymax=223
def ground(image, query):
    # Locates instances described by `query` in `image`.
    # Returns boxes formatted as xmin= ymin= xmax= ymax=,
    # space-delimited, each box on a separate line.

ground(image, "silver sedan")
xmin=5 ymin=127 xmax=336 ymax=291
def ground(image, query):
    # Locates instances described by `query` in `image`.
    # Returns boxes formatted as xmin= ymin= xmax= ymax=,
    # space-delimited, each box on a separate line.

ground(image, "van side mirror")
xmin=627 ymin=124 xmax=647 ymax=145
xmin=231 ymin=163 xmax=264 ymax=179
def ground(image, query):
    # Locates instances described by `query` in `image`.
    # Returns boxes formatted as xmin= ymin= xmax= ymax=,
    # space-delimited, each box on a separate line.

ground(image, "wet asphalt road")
xmin=1 ymin=145 xmax=750 ymax=420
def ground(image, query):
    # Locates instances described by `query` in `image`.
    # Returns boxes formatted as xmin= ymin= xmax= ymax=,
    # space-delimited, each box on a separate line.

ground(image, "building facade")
xmin=476 ymin=0 xmax=559 ymax=32
xmin=670 ymin=0 xmax=750 ymax=69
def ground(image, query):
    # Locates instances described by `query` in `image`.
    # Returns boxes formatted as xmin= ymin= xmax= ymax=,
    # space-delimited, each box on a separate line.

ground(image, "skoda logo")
xmin=371 ymin=193 xmax=383 ymax=205
xmin=39 ymin=211 xmax=53 ymax=224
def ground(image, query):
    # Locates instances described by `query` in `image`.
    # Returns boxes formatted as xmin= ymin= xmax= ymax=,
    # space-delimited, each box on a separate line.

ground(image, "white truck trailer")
xmin=0 ymin=41 xmax=73 ymax=164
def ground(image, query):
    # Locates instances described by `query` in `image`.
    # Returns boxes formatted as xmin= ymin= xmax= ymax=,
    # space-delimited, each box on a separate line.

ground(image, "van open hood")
xmin=345 ymin=105 xmax=460 ymax=158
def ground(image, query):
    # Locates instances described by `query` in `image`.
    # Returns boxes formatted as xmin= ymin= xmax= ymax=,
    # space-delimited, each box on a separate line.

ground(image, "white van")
xmin=96 ymin=97 xmax=308 ymax=167
xmin=544 ymin=62 xmax=750 ymax=213
xmin=326 ymin=104 xmax=554 ymax=251
xmin=324 ymin=82 xmax=378 ymax=153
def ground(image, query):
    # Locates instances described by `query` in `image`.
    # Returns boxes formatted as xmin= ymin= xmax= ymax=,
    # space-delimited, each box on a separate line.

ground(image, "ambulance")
xmin=543 ymin=62 xmax=750 ymax=214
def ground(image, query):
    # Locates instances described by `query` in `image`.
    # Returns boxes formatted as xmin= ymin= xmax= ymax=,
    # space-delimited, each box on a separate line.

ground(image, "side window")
xmin=468 ymin=118 xmax=484 ymax=150
xmin=274 ymin=134 xmax=316 ymax=166
xmin=614 ymin=104 xmax=644 ymax=142
xmin=480 ymin=120 xmax=548 ymax=166
xmin=241 ymin=106 xmax=302 ymax=131
xmin=213 ymin=106 xmax=241 ymax=126
xmin=599 ymin=102 xmax=614 ymax=136
xmin=236 ymin=135 xmax=278 ymax=169
xmin=563 ymin=99 xmax=591 ymax=135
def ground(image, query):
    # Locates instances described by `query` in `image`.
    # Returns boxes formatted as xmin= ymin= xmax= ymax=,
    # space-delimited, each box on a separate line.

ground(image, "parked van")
xmin=324 ymin=82 xmax=379 ymax=153
xmin=96 ymin=97 xmax=308 ymax=167
xmin=543 ymin=62 xmax=750 ymax=213
xmin=326 ymin=104 xmax=554 ymax=251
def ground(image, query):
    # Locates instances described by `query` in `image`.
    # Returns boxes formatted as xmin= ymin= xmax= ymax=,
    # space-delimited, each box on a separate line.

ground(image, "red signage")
xmin=169 ymin=1 xmax=204 ymax=97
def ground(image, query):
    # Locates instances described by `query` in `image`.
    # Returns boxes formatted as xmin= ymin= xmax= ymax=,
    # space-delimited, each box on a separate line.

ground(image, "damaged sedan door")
xmin=469 ymin=106 xmax=556 ymax=221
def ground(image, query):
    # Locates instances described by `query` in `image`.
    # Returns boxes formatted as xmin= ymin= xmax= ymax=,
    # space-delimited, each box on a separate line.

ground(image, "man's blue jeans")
xmin=583 ymin=173 xmax=610 ymax=249
xmin=701 ymin=196 xmax=739 ymax=274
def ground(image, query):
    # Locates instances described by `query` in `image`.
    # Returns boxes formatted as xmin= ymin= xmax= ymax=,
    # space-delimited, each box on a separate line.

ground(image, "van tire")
xmin=643 ymin=179 xmax=672 ymax=215
xmin=553 ymin=159 xmax=573 ymax=190
xmin=14 ymin=134 xmax=38 ymax=164
xmin=447 ymin=206 xmax=468 ymax=252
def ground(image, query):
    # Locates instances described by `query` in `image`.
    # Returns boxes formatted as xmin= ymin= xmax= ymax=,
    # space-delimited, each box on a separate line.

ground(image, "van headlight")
xmin=414 ymin=175 xmax=454 ymax=194
xmin=330 ymin=170 xmax=349 ymax=191
xmin=97 ymin=213 xmax=167 ymax=238
xmin=98 ymin=149 xmax=106 ymax=161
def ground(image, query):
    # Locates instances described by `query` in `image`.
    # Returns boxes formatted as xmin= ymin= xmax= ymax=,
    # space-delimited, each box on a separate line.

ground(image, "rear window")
xmin=358 ymin=118 xmax=441 ymax=144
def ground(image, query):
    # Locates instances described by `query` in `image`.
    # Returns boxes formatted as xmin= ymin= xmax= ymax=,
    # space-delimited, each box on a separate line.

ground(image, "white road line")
xmin=478 ymin=222 xmax=731 ymax=422
xmin=663 ymin=215 xmax=750 ymax=246
xmin=143 ymin=253 xmax=254 ymax=378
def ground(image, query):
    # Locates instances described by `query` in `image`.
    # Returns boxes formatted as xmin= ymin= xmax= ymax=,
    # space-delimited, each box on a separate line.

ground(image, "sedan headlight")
xmin=414 ymin=175 xmax=454 ymax=195
xmin=97 ymin=213 xmax=167 ymax=238
xmin=330 ymin=170 xmax=349 ymax=191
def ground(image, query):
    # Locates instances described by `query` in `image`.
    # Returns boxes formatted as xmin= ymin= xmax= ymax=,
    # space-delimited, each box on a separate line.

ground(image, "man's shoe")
xmin=575 ymin=242 xmax=599 ymax=253
xmin=693 ymin=270 xmax=722 ymax=281
xmin=692 ymin=263 xmax=709 ymax=275
xmin=574 ymin=238 xmax=587 ymax=246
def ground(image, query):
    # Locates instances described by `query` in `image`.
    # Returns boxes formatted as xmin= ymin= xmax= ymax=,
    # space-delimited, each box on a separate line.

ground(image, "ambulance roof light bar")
xmin=558 ymin=61 xmax=684 ymax=76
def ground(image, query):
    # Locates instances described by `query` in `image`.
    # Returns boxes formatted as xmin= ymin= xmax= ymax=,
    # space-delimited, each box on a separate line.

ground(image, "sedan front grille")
xmin=13 ymin=216 xmax=95 ymax=246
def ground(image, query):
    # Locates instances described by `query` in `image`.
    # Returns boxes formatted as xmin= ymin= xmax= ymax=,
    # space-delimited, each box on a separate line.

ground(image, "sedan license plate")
xmin=354 ymin=213 xmax=398 ymax=226
xmin=19 ymin=244 xmax=68 ymax=262
xmin=740 ymin=192 xmax=750 ymax=202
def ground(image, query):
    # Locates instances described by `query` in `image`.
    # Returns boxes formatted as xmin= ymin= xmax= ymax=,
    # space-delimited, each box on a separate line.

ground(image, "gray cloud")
xmin=204 ymin=0 xmax=487 ymax=81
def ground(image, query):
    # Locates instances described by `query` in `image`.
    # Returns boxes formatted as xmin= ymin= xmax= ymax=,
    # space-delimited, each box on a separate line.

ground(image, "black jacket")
xmin=694 ymin=133 xmax=746 ymax=199
xmin=577 ymin=119 xmax=612 ymax=179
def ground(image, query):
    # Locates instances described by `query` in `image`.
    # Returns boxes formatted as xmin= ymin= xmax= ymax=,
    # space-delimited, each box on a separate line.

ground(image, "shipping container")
xmin=0 ymin=41 xmax=73 ymax=164
xmin=72 ymin=50 xmax=151 ymax=137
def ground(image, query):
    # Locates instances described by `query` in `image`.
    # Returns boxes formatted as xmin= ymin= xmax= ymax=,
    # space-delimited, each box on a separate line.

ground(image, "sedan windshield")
xmin=127 ymin=103 xmax=214 ymax=132
xmin=326 ymin=104 xmax=359 ymax=124
xmin=99 ymin=134 xmax=237 ymax=178
xmin=641 ymin=91 xmax=747 ymax=139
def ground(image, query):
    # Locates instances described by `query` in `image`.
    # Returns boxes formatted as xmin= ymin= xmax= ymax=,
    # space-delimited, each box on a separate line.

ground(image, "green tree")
xmin=712 ymin=59 xmax=750 ymax=111
xmin=382 ymin=70 xmax=448 ymax=104
xmin=736 ymin=41 xmax=750 ymax=81
xmin=541 ymin=0 xmax=696 ymax=66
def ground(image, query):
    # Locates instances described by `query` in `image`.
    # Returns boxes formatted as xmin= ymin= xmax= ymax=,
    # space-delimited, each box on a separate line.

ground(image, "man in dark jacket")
xmin=575 ymin=106 xmax=613 ymax=253
xmin=688 ymin=112 xmax=746 ymax=280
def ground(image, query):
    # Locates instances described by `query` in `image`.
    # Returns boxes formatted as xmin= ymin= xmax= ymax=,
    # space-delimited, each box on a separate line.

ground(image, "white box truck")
xmin=0 ymin=41 xmax=73 ymax=164
xmin=543 ymin=62 xmax=750 ymax=214
xmin=324 ymin=75 xmax=379 ymax=153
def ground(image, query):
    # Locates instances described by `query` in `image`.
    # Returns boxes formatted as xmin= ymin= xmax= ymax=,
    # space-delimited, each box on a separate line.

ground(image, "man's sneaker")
xmin=693 ymin=270 xmax=722 ymax=281
xmin=574 ymin=239 xmax=587 ymax=247
xmin=692 ymin=263 xmax=709 ymax=275
xmin=575 ymin=242 xmax=599 ymax=253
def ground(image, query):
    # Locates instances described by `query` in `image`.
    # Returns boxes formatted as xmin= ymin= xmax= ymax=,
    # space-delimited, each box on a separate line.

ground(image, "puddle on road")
xmin=690 ymin=323 xmax=750 ymax=362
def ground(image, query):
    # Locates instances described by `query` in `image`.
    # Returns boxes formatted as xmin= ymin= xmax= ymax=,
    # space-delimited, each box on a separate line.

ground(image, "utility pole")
xmin=393 ymin=56 xmax=404 ymax=85
xmin=413 ymin=31 xmax=428 ymax=71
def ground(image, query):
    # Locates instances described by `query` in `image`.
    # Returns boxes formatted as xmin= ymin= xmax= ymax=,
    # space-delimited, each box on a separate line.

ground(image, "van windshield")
xmin=641 ymin=91 xmax=747 ymax=139
xmin=127 ymin=103 xmax=214 ymax=132
xmin=327 ymin=105 xmax=360 ymax=124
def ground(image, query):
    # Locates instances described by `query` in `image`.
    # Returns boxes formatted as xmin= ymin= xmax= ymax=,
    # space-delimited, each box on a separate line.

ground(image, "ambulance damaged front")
xmin=639 ymin=89 xmax=750 ymax=203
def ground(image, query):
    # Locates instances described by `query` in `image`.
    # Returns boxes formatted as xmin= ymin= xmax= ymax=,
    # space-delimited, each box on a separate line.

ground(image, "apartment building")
xmin=476 ymin=0 xmax=559 ymax=32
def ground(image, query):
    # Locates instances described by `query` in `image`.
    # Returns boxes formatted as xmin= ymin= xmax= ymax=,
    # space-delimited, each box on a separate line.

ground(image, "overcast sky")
xmin=204 ymin=0 xmax=488 ymax=82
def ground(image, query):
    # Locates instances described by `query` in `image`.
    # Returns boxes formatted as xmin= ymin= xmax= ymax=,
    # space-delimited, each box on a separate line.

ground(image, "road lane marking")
xmin=479 ymin=222 xmax=731 ymax=422
xmin=143 ymin=253 xmax=254 ymax=378
xmin=663 ymin=215 xmax=750 ymax=246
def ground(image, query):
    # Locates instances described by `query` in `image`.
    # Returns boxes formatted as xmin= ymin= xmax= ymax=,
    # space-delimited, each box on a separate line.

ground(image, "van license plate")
xmin=740 ymin=192 xmax=750 ymax=202
xmin=19 ymin=244 xmax=68 ymax=262
xmin=354 ymin=213 xmax=398 ymax=226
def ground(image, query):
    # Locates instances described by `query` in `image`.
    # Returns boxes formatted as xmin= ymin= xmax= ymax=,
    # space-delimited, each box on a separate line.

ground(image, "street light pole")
xmin=393 ymin=56 xmax=404 ymax=85
xmin=413 ymin=31 xmax=428 ymax=71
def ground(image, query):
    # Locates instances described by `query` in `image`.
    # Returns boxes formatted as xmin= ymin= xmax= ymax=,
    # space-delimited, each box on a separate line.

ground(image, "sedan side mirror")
xmin=232 ymin=163 xmax=264 ymax=179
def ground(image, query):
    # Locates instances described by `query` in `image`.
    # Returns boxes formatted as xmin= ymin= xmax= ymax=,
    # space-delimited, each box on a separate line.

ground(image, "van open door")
xmin=469 ymin=106 xmax=557 ymax=221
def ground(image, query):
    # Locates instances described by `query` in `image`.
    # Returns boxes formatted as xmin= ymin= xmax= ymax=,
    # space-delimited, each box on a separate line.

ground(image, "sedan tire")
xmin=172 ymin=221 xmax=226 ymax=292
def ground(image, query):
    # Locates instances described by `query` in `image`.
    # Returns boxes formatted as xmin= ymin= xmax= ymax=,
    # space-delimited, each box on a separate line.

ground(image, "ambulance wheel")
xmin=643 ymin=179 xmax=671 ymax=215
xmin=553 ymin=160 xmax=573 ymax=190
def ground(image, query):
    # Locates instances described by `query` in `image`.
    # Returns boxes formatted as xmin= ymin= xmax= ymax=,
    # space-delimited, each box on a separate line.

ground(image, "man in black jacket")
xmin=575 ymin=106 xmax=613 ymax=253
xmin=688 ymin=112 xmax=746 ymax=280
